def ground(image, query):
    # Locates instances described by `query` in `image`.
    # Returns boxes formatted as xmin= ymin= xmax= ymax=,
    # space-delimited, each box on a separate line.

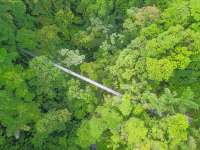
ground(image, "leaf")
xmin=57 ymin=48 xmax=85 ymax=67
xmin=6 ymin=123 xmax=17 ymax=137
xmin=4 ymin=117 xmax=17 ymax=126
xmin=146 ymin=57 xmax=174 ymax=81
xmin=18 ymin=124 xmax=30 ymax=131
xmin=16 ymin=28 xmax=39 ymax=50
xmin=89 ymin=117 xmax=107 ymax=141
xmin=181 ymin=87 xmax=194 ymax=101
xmin=75 ymin=119 xmax=96 ymax=148
xmin=0 ymin=48 xmax=7 ymax=62
xmin=36 ymin=108 xmax=71 ymax=134
xmin=0 ymin=5 xmax=11 ymax=14
xmin=0 ymin=136 xmax=4 ymax=145
xmin=162 ymin=1 xmax=190 ymax=27
xmin=125 ymin=117 xmax=148 ymax=144
xmin=190 ymin=0 xmax=200 ymax=21
xmin=133 ymin=103 xmax=144 ymax=115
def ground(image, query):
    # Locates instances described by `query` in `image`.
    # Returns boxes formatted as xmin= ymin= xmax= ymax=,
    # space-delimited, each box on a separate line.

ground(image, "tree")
xmin=75 ymin=82 xmax=199 ymax=149
xmin=110 ymin=48 xmax=140 ymax=82
xmin=72 ymin=17 xmax=115 ymax=50
xmin=81 ymin=0 xmax=114 ymax=19
xmin=0 ymin=8 xmax=15 ymax=46
xmin=28 ymin=55 xmax=66 ymax=98
xmin=161 ymin=0 xmax=190 ymax=29
xmin=0 ymin=47 xmax=40 ymax=141
xmin=35 ymin=109 xmax=71 ymax=134
xmin=0 ymin=90 xmax=40 ymax=138
xmin=54 ymin=7 xmax=74 ymax=40
xmin=75 ymin=119 xmax=97 ymax=148
xmin=57 ymin=48 xmax=85 ymax=68
xmin=2 ymin=0 xmax=200 ymax=149
xmin=135 ymin=6 xmax=160 ymax=28
xmin=66 ymin=78 xmax=99 ymax=120
xmin=190 ymin=0 xmax=200 ymax=32
xmin=146 ymin=57 xmax=174 ymax=82
xmin=37 ymin=24 xmax=60 ymax=58
xmin=16 ymin=28 xmax=39 ymax=50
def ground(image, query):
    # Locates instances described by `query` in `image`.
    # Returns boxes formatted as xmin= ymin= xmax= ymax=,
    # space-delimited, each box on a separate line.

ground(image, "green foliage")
xmin=146 ymin=25 xmax=200 ymax=69
xmin=0 ymin=48 xmax=35 ymax=101
xmin=11 ymin=0 xmax=26 ymax=28
xmin=29 ymin=56 xmax=66 ymax=98
xmin=0 ymin=2 xmax=13 ymax=24
xmin=123 ymin=18 xmax=137 ymax=33
xmin=187 ymin=128 xmax=200 ymax=149
xmin=140 ymin=23 xmax=163 ymax=40
xmin=16 ymin=28 xmax=39 ymax=50
xmin=0 ymin=129 xmax=4 ymax=145
xmin=23 ymin=14 xmax=38 ymax=30
xmin=89 ymin=117 xmax=107 ymax=141
xmin=82 ymin=0 xmax=114 ymax=18
xmin=126 ymin=6 xmax=139 ymax=19
xmin=146 ymin=57 xmax=174 ymax=81
xmin=72 ymin=17 xmax=115 ymax=50
xmin=57 ymin=48 xmax=85 ymax=67
xmin=128 ymin=0 xmax=144 ymax=8
xmin=99 ymin=33 xmax=125 ymax=56
xmin=141 ymin=87 xmax=199 ymax=116
xmin=190 ymin=22 xmax=200 ymax=32
xmin=0 ymin=18 xmax=15 ymax=45
xmin=118 ymin=94 xmax=133 ymax=116
xmin=29 ymin=0 xmax=70 ymax=24
xmin=11 ymin=0 xmax=26 ymax=18
xmin=75 ymin=119 xmax=96 ymax=148
xmin=0 ymin=90 xmax=40 ymax=138
xmin=132 ymin=103 xmax=144 ymax=115
xmin=37 ymin=24 xmax=60 ymax=58
xmin=36 ymin=109 xmax=71 ymax=134
xmin=0 ymin=4 xmax=11 ymax=14
xmin=110 ymin=49 xmax=140 ymax=81
xmin=154 ymin=0 xmax=173 ymax=11
xmin=2 ymin=0 xmax=200 ymax=149
xmin=74 ymin=109 xmax=86 ymax=120
xmin=161 ymin=0 xmax=190 ymax=28
xmin=55 ymin=7 xmax=74 ymax=40
xmin=55 ymin=7 xmax=74 ymax=27
xmin=80 ymin=62 xmax=103 ymax=81
xmin=66 ymin=78 xmax=99 ymax=119
xmin=95 ymin=106 xmax=123 ymax=134
xmin=190 ymin=0 xmax=200 ymax=32
xmin=190 ymin=0 xmax=200 ymax=21
xmin=135 ymin=6 xmax=160 ymax=28
xmin=114 ymin=0 xmax=131 ymax=19
xmin=124 ymin=117 xmax=148 ymax=145
xmin=150 ymin=124 xmax=165 ymax=141
xmin=0 ymin=0 xmax=26 ymax=29
xmin=160 ymin=114 xmax=189 ymax=149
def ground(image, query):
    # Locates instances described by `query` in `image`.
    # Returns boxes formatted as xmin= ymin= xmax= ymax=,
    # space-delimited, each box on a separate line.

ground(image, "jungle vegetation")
xmin=0 ymin=0 xmax=200 ymax=149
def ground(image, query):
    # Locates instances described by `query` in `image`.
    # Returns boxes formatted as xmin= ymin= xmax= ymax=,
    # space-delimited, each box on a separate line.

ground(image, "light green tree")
xmin=161 ymin=0 xmax=190 ymax=28
xmin=190 ymin=0 xmax=200 ymax=32
xmin=0 ymin=48 xmax=41 ymax=140
xmin=57 ymin=48 xmax=85 ymax=68
xmin=146 ymin=57 xmax=174 ymax=82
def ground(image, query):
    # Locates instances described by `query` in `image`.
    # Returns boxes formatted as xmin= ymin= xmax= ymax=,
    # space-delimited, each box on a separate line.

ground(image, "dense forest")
xmin=1 ymin=0 xmax=200 ymax=149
